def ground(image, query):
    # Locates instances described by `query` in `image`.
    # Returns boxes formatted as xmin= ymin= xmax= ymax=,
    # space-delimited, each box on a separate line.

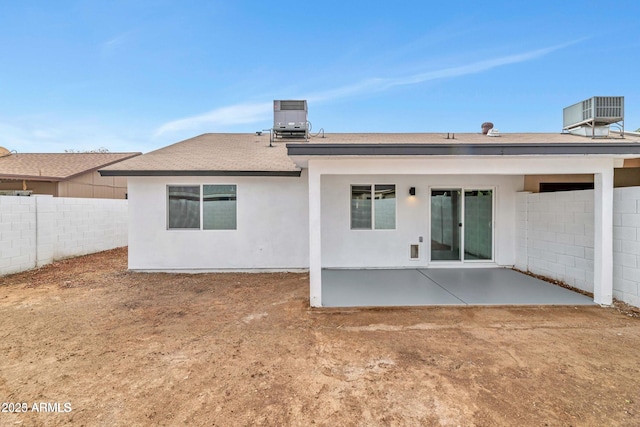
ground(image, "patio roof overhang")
xmin=287 ymin=142 xmax=640 ymax=168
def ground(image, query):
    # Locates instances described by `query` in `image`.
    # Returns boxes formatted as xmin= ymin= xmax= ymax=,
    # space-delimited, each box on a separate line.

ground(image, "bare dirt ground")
xmin=1 ymin=248 xmax=639 ymax=426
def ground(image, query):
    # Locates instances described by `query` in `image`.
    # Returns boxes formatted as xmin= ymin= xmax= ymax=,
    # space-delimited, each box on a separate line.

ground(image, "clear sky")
xmin=1 ymin=1 xmax=638 ymax=153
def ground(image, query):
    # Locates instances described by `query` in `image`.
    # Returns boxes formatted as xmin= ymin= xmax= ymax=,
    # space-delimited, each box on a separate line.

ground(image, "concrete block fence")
xmin=516 ymin=187 xmax=640 ymax=308
xmin=1 ymin=196 xmax=127 ymax=276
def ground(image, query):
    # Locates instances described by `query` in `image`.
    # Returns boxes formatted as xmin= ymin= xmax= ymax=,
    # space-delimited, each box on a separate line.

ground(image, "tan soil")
xmin=1 ymin=247 xmax=639 ymax=426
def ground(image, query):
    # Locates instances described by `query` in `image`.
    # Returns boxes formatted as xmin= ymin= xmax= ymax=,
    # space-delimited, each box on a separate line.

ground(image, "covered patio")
xmin=322 ymin=268 xmax=595 ymax=307
xmin=286 ymin=134 xmax=640 ymax=307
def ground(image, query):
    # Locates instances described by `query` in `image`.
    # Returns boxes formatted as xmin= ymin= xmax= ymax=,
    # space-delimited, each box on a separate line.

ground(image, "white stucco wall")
xmin=127 ymin=172 xmax=309 ymax=271
xmin=320 ymin=174 xmax=523 ymax=268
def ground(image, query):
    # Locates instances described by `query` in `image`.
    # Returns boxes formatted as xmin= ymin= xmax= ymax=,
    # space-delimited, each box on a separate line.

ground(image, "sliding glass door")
xmin=430 ymin=189 xmax=462 ymax=261
xmin=463 ymin=190 xmax=493 ymax=260
xmin=430 ymin=188 xmax=493 ymax=262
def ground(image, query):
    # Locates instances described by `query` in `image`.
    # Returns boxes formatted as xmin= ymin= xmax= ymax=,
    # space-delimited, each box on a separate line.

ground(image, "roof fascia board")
xmin=0 ymin=174 xmax=62 ymax=182
xmin=286 ymin=143 xmax=640 ymax=156
xmin=98 ymin=170 xmax=302 ymax=177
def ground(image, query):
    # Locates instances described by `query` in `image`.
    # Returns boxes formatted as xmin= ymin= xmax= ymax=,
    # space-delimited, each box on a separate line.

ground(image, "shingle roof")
xmin=0 ymin=152 xmax=141 ymax=181
xmin=99 ymin=132 xmax=640 ymax=177
xmin=100 ymin=133 xmax=301 ymax=176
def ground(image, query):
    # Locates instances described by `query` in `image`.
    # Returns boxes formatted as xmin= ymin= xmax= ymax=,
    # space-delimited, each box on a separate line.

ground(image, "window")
xmin=374 ymin=184 xmax=396 ymax=230
xmin=167 ymin=184 xmax=237 ymax=230
xmin=350 ymin=184 xmax=396 ymax=230
xmin=168 ymin=186 xmax=200 ymax=229
xmin=203 ymin=185 xmax=236 ymax=230
xmin=351 ymin=185 xmax=372 ymax=229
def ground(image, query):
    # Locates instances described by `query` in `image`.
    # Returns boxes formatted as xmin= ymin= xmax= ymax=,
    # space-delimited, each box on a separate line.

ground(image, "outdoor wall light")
xmin=409 ymin=187 xmax=416 ymax=196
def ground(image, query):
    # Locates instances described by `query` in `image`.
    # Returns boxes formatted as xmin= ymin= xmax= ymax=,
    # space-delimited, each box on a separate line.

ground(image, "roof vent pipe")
xmin=481 ymin=122 xmax=494 ymax=135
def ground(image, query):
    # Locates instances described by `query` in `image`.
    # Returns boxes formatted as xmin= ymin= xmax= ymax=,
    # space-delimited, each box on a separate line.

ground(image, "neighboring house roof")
xmin=99 ymin=132 xmax=640 ymax=177
xmin=0 ymin=152 xmax=142 ymax=181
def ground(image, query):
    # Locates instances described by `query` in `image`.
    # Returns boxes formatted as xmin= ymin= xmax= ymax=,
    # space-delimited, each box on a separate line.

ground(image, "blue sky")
xmin=1 ymin=1 xmax=638 ymax=153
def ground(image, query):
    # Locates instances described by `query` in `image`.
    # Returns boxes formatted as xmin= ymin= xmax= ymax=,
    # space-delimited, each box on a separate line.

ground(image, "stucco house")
xmin=0 ymin=150 xmax=141 ymax=199
xmin=100 ymin=116 xmax=640 ymax=307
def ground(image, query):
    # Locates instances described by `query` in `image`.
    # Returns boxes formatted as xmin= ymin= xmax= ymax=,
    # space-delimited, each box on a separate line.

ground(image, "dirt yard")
xmin=1 ymin=248 xmax=639 ymax=426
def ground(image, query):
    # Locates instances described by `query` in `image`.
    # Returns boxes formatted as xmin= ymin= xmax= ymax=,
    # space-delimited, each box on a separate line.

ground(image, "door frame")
xmin=427 ymin=186 xmax=496 ymax=266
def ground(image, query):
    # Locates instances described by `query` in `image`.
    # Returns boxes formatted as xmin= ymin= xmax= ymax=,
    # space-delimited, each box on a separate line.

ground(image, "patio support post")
xmin=594 ymin=169 xmax=613 ymax=306
xmin=308 ymin=162 xmax=322 ymax=307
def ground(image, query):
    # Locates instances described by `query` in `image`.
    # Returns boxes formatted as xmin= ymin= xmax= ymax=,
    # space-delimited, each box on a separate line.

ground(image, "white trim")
xmin=594 ymin=169 xmax=614 ymax=305
xmin=308 ymin=163 xmax=322 ymax=307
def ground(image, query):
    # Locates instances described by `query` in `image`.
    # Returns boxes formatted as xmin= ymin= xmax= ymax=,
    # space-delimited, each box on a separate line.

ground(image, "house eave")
xmin=98 ymin=169 xmax=302 ymax=177
xmin=286 ymin=142 xmax=640 ymax=157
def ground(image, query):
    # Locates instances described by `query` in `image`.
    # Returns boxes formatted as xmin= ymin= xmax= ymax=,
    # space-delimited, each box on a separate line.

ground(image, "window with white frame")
xmin=167 ymin=184 xmax=237 ymax=230
xmin=350 ymin=184 xmax=396 ymax=230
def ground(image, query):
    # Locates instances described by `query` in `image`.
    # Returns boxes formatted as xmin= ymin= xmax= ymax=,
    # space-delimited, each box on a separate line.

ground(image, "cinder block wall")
xmin=0 ymin=196 xmax=128 ymax=276
xmin=516 ymin=188 xmax=640 ymax=308
xmin=0 ymin=196 xmax=37 ymax=274
xmin=51 ymin=197 xmax=128 ymax=260
xmin=612 ymin=187 xmax=640 ymax=308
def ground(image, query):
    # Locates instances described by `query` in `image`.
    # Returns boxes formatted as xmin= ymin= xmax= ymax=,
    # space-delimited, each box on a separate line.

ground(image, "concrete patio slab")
xmin=322 ymin=268 xmax=595 ymax=307
xmin=419 ymin=268 xmax=595 ymax=305
xmin=321 ymin=269 xmax=464 ymax=307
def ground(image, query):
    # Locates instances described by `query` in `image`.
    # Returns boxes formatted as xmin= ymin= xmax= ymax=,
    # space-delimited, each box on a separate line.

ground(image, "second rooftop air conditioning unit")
xmin=273 ymin=100 xmax=308 ymax=138
xmin=563 ymin=96 xmax=624 ymax=137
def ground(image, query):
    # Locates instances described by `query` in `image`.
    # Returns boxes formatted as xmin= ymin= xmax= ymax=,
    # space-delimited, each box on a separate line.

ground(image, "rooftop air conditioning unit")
xmin=273 ymin=100 xmax=308 ymax=138
xmin=563 ymin=96 xmax=624 ymax=137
